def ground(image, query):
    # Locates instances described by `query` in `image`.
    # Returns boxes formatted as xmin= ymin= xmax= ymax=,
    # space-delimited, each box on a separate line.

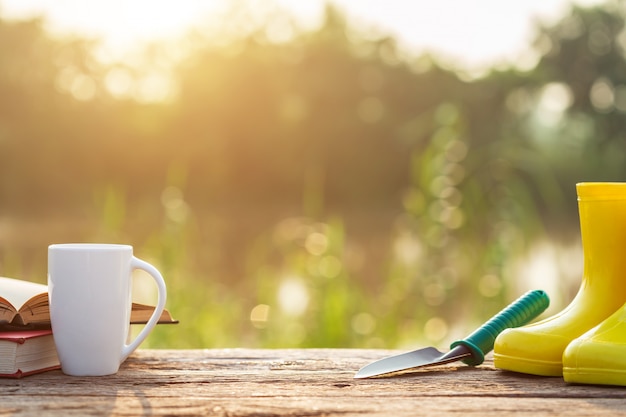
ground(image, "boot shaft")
xmin=577 ymin=182 xmax=626 ymax=300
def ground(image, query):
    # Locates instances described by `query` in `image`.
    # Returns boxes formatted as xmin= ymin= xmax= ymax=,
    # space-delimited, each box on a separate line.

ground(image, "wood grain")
xmin=2 ymin=349 xmax=626 ymax=416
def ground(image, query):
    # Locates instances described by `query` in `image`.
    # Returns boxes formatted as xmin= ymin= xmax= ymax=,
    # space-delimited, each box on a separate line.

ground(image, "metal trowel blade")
xmin=354 ymin=345 xmax=471 ymax=379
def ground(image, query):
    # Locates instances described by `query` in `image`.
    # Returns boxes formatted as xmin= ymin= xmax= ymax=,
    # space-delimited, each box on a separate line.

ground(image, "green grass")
xmin=133 ymin=103 xmax=549 ymax=349
xmin=1 ymin=103 xmax=557 ymax=350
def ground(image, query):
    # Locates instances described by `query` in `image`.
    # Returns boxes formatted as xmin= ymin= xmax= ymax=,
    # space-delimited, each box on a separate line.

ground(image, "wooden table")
xmin=2 ymin=349 xmax=626 ymax=416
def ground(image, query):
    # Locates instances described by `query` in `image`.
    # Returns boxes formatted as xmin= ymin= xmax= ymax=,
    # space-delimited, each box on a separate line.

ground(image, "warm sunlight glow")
xmin=0 ymin=0 xmax=607 ymax=71
xmin=3 ymin=0 xmax=623 ymax=353
xmin=1 ymin=0 xmax=223 ymax=55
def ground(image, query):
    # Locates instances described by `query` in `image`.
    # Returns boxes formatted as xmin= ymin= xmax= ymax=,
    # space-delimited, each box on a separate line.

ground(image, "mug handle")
xmin=120 ymin=256 xmax=167 ymax=362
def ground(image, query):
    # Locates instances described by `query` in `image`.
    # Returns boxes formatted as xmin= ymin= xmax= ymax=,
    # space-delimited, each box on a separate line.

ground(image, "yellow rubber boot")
xmin=494 ymin=182 xmax=626 ymax=376
xmin=563 ymin=303 xmax=626 ymax=385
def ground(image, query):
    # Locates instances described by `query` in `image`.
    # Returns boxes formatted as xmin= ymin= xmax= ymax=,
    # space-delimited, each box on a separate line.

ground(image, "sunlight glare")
xmin=104 ymin=68 xmax=133 ymax=99
xmin=423 ymin=317 xmax=448 ymax=342
xmin=250 ymin=304 xmax=271 ymax=329
xmin=0 ymin=0 xmax=609 ymax=73
xmin=1 ymin=0 xmax=224 ymax=54
xmin=278 ymin=276 xmax=309 ymax=316
xmin=351 ymin=312 xmax=376 ymax=335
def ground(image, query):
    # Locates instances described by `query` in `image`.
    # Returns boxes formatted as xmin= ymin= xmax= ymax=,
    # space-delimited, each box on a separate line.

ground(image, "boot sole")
xmin=494 ymin=353 xmax=563 ymax=377
xmin=564 ymin=367 xmax=626 ymax=386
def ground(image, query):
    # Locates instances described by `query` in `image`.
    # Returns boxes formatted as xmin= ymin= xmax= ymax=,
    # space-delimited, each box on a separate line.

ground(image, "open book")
xmin=0 ymin=276 xmax=176 ymax=328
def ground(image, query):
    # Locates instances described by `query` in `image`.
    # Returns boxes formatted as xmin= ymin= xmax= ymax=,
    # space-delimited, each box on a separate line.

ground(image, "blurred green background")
xmin=2 ymin=1 xmax=626 ymax=349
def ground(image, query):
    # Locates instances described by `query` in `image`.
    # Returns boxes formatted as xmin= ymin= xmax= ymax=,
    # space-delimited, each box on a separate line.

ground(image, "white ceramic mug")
xmin=48 ymin=243 xmax=167 ymax=376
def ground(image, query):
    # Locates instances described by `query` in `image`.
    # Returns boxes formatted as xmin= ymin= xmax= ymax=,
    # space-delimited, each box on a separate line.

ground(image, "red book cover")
xmin=0 ymin=329 xmax=60 ymax=378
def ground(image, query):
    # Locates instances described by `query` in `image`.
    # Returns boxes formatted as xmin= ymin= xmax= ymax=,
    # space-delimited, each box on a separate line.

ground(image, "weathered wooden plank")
xmin=1 ymin=349 xmax=626 ymax=416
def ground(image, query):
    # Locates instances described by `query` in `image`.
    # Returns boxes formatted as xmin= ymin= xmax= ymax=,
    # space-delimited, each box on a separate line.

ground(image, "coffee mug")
xmin=48 ymin=243 xmax=167 ymax=376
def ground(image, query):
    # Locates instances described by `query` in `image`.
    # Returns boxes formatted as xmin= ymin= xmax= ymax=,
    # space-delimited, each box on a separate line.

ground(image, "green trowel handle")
xmin=449 ymin=289 xmax=550 ymax=366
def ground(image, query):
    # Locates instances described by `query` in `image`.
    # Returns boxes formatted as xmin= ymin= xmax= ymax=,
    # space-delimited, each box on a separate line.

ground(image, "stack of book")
xmin=0 ymin=276 xmax=176 ymax=378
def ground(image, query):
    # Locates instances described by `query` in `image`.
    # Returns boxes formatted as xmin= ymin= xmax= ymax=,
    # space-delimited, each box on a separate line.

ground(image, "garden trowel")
xmin=354 ymin=289 xmax=549 ymax=379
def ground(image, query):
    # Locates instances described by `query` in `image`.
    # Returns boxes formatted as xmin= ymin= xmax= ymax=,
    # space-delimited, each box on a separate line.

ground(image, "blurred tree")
xmin=2 ymin=2 xmax=626 ymax=235
xmin=534 ymin=3 xmax=626 ymax=185
xmin=497 ymin=2 xmax=626 ymax=229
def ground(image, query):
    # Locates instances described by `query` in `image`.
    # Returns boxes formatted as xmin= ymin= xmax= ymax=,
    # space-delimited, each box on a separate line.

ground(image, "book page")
xmin=0 ymin=276 xmax=176 ymax=326
xmin=0 ymin=277 xmax=47 ymax=311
